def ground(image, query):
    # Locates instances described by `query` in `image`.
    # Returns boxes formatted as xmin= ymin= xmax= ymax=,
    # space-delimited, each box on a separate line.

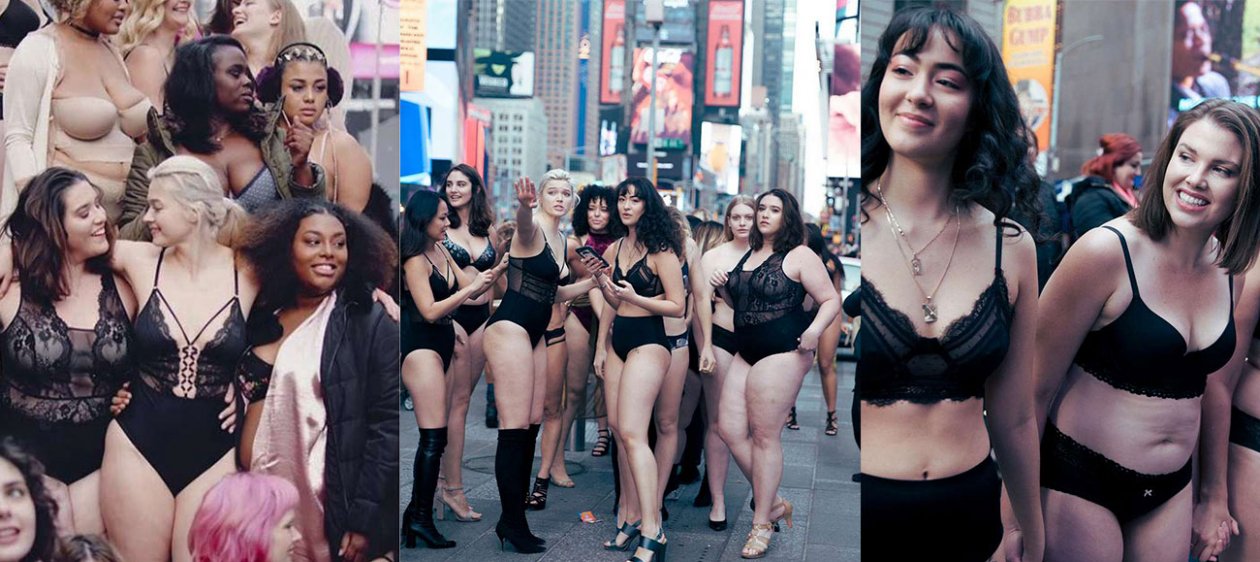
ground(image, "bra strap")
xmin=732 ymin=249 xmax=754 ymax=272
xmin=1101 ymin=226 xmax=1140 ymax=298
xmin=994 ymin=225 xmax=1003 ymax=272
xmin=153 ymin=247 xmax=167 ymax=286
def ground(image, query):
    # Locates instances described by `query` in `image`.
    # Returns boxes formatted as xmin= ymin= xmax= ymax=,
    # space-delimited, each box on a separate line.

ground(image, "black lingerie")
xmin=487 ymin=233 xmax=567 ymax=347
xmin=1230 ymin=406 xmax=1260 ymax=454
xmin=1074 ymin=226 xmax=1234 ymax=400
xmin=402 ymin=254 xmax=456 ymax=371
xmin=0 ymin=275 xmax=132 ymax=483
xmin=612 ymin=241 xmax=664 ymax=298
xmin=724 ymin=250 xmax=809 ymax=364
xmin=444 ymin=237 xmax=498 ymax=271
xmin=858 ymin=227 xmax=1011 ymax=406
xmin=118 ymin=249 xmax=246 ymax=494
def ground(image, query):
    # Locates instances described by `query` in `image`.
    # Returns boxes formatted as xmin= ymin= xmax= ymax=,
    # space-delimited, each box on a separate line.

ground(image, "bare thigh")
xmin=67 ymin=472 xmax=103 ymax=534
xmin=1222 ymin=445 xmax=1260 ymax=562
xmin=171 ymin=451 xmax=236 ymax=562
xmin=402 ymin=350 xmax=449 ymax=428
xmin=745 ymin=351 xmax=812 ymax=438
xmin=653 ymin=347 xmax=689 ymax=430
xmin=1042 ymin=488 xmax=1123 ymax=562
xmin=1122 ymin=484 xmax=1191 ymax=562
xmin=100 ymin=421 xmax=176 ymax=562
xmin=484 ymin=322 xmax=541 ymax=429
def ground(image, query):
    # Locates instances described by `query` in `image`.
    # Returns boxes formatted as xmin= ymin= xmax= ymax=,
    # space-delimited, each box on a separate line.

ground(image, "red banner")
xmin=600 ymin=0 xmax=627 ymax=104
xmin=705 ymin=0 xmax=743 ymax=107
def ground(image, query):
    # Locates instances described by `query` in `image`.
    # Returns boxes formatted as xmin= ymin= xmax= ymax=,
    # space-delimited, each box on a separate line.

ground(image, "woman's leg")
xmin=1223 ymin=444 xmax=1260 ymax=562
xmin=651 ymin=346 xmax=689 ymax=513
xmin=1121 ymin=484 xmax=1192 ymax=562
xmin=536 ymin=323 xmax=570 ymax=482
xmin=617 ymin=345 xmax=672 ymax=540
xmin=744 ymin=352 xmax=813 ymax=526
xmin=171 ymin=452 xmax=236 ymax=562
xmin=66 ymin=473 xmax=103 ymax=535
xmin=716 ymin=356 xmax=756 ymax=480
xmin=441 ymin=323 xmax=485 ymax=514
xmin=675 ymin=369 xmax=704 ymax=465
xmin=404 ymin=350 xmax=449 ymax=430
xmin=817 ymin=316 xmax=842 ymax=418
xmin=701 ymin=348 xmax=735 ymax=522
xmin=603 ymin=346 xmax=641 ymax=547
xmin=1042 ymin=489 xmax=1124 ymax=562
xmin=553 ymin=313 xmax=593 ymax=482
xmin=99 ymin=421 xmax=176 ymax=562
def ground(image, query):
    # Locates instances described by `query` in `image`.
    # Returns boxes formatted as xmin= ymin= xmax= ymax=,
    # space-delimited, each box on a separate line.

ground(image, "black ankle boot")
xmin=402 ymin=428 xmax=455 ymax=549
xmin=495 ymin=429 xmax=545 ymax=551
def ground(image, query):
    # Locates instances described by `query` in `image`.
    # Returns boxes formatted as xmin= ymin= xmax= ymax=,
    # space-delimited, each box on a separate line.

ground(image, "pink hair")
xmin=188 ymin=473 xmax=300 ymax=562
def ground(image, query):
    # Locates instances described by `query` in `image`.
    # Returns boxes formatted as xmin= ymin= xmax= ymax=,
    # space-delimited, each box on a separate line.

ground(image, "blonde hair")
xmin=693 ymin=221 xmax=726 ymax=254
xmin=722 ymin=195 xmax=756 ymax=241
xmin=266 ymin=0 xmax=306 ymax=62
xmin=118 ymin=0 xmax=198 ymax=55
xmin=539 ymin=168 xmax=574 ymax=193
xmin=667 ymin=206 xmax=690 ymax=239
xmin=148 ymin=156 xmax=247 ymax=248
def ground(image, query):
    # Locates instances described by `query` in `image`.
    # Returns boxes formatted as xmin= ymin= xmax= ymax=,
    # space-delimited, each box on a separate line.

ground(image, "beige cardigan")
xmin=0 ymin=26 xmax=57 ymax=224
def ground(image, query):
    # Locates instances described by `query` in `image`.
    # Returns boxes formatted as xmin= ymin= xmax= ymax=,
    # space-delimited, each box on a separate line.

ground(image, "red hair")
xmin=188 ymin=473 xmax=300 ymax=562
xmin=1081 ymin=133 xmax=1142 ymax=184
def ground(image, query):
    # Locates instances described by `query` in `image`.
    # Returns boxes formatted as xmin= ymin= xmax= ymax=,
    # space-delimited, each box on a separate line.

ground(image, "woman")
xmin=118 ymin=35 xmax=325 ymax=239
xmin=527 ymin=266 xmax=574 ymax=510
xmin=683 ymin=219 xmax=725 ymax=511
xmin=695 ymin=195 xmax=755 ymax=528
xmin=98 ymin=156 xmax=254 ymax=562
xmin=0 ymin=0 xmax=42 ymax=198
xmin=1069 ymin=133 xmax=1143 ymax=238
xmin=586 ymin=176 xmax=686 ymax=561
xmin=710 ymin=189 xmax=838 ymax=558
xmin=795 ymin=223 xmax=844 ymax=437
xmin=482 ymin=173 xmax=603 ymax=553
xmin=204 ymin=0 xmax=239 ymax=36
xmin=52 ymin=535 xmax=122 ymax=562
xmin=0 ymin=437 xmax=58 ymax=562
xmin=257 ymin=42 xmax=379 ymax=220
xmin=235 ymin=198 xmax=399 ymax=562
xmin=859 ymin=8 xmax=1043 ymax=561
xmin=397 ymin=190 xmax=501 ymax=548
xmin=119 ymin=0 xmax=199 ymax=111
xmin=1036 ymin=101 xmax=1260 ymax=561
xmin=230 ymin=0 xmax=305 ymax=76
xmin=433 ymin=164 xmax=501 ymax=522
xmin=531 ymin=184 xmax=623 ymax=508
xmin=186 ymin=472 xmax=300 ymax=562
xmin=3 ymin=0 xmax=151 ymax=224
xmin=0 ymin=168 xmax=137 ymax=536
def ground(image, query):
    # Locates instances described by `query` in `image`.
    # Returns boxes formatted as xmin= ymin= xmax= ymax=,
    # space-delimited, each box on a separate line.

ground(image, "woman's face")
xmin=280 ymin=61 xmax=330 ymax=128
xmin=266 ymin=509 xmax=300 ymax=562
xmin=618 ymin=186 xmax=646 ymax=228
xmin=1162 ymin=118 xmax=1243 ymax=233
xmin=877 ymin=27 xmax=973 ymax=166
xmin=540 ymin=180 xmax=573 ymax=219
xmin=141 ymin=181 xmax=197 ymax=247
xmin=164 ymin=0 xmax=192 ymax=30
xmin=426 ymin=200 xmax=450 ymax=242
xmin=291 ymin=213 xmax=348 ymax=297
xmin=83 ymin=0 xmax=130 ymax=35
xmin=757 ymin=195 xmax=786 ymax=237
xmin=727 ymin=203 xmax=755 ymax=241
xmin=443 ymin=171 xmax=474 ymax=211
xmin=586 ymin=197 xmax=610 ymax=232
xmin=0 ymin=458 xmax=37 ymax=562
xmin=213 ymin=46 xmax=256 ymax=114
xmin=232 ymin=0 xmax=279 ymax=37
xmin=61 ymin=181 xmax=110 ymax=262
xmin=1113 ymin=151 xmax=1143 ymax=190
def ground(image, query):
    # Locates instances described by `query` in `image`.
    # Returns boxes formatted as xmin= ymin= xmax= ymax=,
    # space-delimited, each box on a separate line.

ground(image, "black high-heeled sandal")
xmin=604 ymin=520 xmax=642 ymax=551
xmin=825 ymin=411 xmax=839 ymax=436
xmin=525 ymin=477 xmax=549 ymax=511
xmin=496 ymin=521 xmax=546 ymax=553
xmin=592 ymin=428 xmax=612 ymax=457
xmin=629 ymin=529 xmax=667 ymax=562
xmin=785 ymin=406 xmax=800 ymax=430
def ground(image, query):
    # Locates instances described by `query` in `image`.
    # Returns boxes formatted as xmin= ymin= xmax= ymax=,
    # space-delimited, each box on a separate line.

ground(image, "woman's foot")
xmin=549 ymin=468 xmax=576 ymax=488
xmin=525 ymin=477 xmax=549 ymax=511
xmin=740 ymin=523 xmax=775 ymax=559
xmin=603 ymin=519 xmax=642 ymax=551
xmin=785 ymin=406 xmax=800 ymax=430
xmin=709 ymin=500 xmax=727 ymax=531
xmin=629 ymin=528 xmax=667 ymax=562
xmin=592 ymin=428 xmax=612 ymax=457
xmin=437 ymin=486 xmax=483 ymax=522
xmin=825 ymin=410 xmax=839 ymax=436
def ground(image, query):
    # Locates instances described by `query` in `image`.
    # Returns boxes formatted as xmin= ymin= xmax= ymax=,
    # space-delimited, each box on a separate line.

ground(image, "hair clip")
xmin=275 ymin=42 xmax=328 ymax=65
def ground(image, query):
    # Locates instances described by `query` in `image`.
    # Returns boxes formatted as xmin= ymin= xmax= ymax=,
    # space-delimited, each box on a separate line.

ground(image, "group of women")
xmin=401 ymin=158 xmax=844 ymax=560
xmin=858 ymin=7 xmax=1260 ymax=562
xmin=0 ymin=2 xmax=399 ymax=561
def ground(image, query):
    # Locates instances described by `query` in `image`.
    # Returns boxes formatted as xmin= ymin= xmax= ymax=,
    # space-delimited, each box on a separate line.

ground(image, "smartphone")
xmin=576 ymin=246 xmax=610 ymax=269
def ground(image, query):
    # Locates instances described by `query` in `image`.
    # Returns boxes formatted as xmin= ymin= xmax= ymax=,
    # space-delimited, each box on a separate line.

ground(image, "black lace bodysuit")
xmin=0 ymin=275 xmax=132 ymax=483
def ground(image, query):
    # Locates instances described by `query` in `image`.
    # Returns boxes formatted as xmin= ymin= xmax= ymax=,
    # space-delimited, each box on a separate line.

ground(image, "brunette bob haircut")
xmin=749 ymin=189 xmax=806 ymax=254
xmin=1133 ymin=98 xmax=1260 ymax=275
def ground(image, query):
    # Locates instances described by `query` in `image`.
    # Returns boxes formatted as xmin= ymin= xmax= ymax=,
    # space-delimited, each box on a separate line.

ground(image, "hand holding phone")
xmin=576 ymin=246 xmax=610 ymax=275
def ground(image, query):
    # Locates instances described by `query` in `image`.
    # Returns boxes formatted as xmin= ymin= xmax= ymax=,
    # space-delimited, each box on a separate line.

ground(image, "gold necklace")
xmin=875 ymin=179 xmax=953 ymax=276
xmin=879 ymin=190 xmax=962 ymax=324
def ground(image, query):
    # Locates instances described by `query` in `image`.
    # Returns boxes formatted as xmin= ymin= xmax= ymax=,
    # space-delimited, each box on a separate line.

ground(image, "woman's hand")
xmin=285 ymin=120 xmax=316 ymax=167
xmin=797 ymin=328 xmax=820 ymax=354
xmin=338 ymin=531 xmax=369 ymax=562
xmin=514 ymin=177 xmax=537 ymax=208
xmin=218 ymin=387 xmax=238 ymax=432
xmin=109 ymin=382 xmax=132 ymax=416
xmin=372 ymin=288 xmax=401 ymax=322
xmin=708 ymin=268 xmax=728 ymax=290
xmin=996 ymin=527 xmax=1024 ymax=562
xmin=699 ymin=344 xmax=716 ymax=375
xmin=579 ymin=254 xmax=609 ymax=278
xmin=594 ymin=346 xmax=608 ymax=380
xmin=468 ymin=270 xmax=496 ymax=294
xmin=608 ymin=279 xmax=639 ymax=306
xmin=1193 ymin=499 xmax=1240 ymax=561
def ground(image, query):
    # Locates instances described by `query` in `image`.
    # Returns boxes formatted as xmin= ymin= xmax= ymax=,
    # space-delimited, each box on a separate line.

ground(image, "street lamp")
xmin=646 ymin=0 xmax=664 ymax=185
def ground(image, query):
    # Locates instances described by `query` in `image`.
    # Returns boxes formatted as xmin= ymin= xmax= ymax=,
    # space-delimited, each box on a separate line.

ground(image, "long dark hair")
xmin=400 ymin=190 xmax=447 ymax=262
xmin=2 ymin=168 xmax=114 ymax=305
xmin=573 ymin=184 xmax=624 ymax=237
xmin=0 ymin=437 xmax=58 ymax=562
xmin=616 ymin=177 xmax=683 ymax=256
xmin=439 ymin=164 xmax=493 ymax=238
xmin=204 ymin=0 xmax=236 ymax=35
xmin=806 ymin=223 xmax=842 ymax=279
xmin=750 ymin=188 xmax=806 ymax=254
xmin=166 ymin=36 xmax=267 ymax=154
xmin=861 ymin=7 xmax=1039 ymax=234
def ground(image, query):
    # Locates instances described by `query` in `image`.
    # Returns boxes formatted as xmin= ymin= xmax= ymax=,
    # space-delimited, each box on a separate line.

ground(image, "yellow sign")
xmin=1002 ymin=0 xmax=1057 ymax=151
xmin=401 ymin=0 xmax=426 ymax=92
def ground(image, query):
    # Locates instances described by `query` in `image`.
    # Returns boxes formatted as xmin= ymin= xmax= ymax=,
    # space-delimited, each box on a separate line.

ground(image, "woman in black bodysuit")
xmin=859 ymin=7 xmax=1044 ymax=561
xmin=709 ymin=189 xmax=838 ymax=558
xmin=0 ymin=167 xmax=136 ymax=536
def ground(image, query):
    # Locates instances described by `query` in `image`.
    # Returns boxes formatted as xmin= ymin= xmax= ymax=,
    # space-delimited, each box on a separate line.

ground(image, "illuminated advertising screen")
xmin=705 ymin=0 xmax=743 ymax=107
xmin=629 ymin=47 xmax=694 ymax=149
xmin=473 ymin=49 xmax=535 ymax=97
xmin=700 ymin=122 xmax=743 ymax=194
xmin=828 ymin=42 xmax=859 ymax=178
xmin=600 ymin=0 xmax=627 ymax=104
xmin=1169 ymin=0 xmax=1260 ymax=127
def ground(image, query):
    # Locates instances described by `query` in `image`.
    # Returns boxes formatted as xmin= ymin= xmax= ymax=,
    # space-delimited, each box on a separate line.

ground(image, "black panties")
xmin=611 ymin=315 xmax=668 ymax=362
xmin=1231 ymin=406 xmax=1260 ymax=454
xmin=862 ymin=457 xmax=1001 ymax=561
xmin=452 ymin=303 xmax=491 ymax=335
xmin=712 ymin=325 xmax=738 ymax=355
xmin=116 ymin=381 xmax=237 ymax=494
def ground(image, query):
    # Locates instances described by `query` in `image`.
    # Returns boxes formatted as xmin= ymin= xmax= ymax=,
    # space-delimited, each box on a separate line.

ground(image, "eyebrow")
xmin=894 ymin=52 xmax=968 ymax=77
xmin=1178 ymin=144 xmax=1240 ymax=167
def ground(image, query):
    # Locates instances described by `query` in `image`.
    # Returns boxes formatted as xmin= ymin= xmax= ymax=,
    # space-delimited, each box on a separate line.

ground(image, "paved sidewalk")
xmin=400 ymin=361 xmax=860 ymax=561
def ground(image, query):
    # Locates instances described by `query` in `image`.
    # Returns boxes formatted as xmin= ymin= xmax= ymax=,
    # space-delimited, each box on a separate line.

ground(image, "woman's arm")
xmin=790 ymin=247 xmax=840 ymax=351
xmin=125 ymin=45 xmax=166 ymax=110
xmin=332 ymin=132 xmax=373 ymax=212
xmin=512 ymin=177 xmax=539 ymax=252
xmin=690 ymin=242 xmax=716 ymax=371
xmin=403 ymin=254 xmax=494 ymax=322
xmin=443 ymin=244 xmax=507 ymax=300
xmin=119 ymin=141 xmax=160 ymax=240
xmin=593 ymin=299 xmax=615 ymax=378
xmin=3 ymin=32 xmax=50 ymax=188
xmin=985 ymin=231 xmax=1044 ymax=562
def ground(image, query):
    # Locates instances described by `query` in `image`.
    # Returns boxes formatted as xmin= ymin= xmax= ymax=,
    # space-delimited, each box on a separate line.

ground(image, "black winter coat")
xmin=1069 ymin=176 xmax=1132 ymax=239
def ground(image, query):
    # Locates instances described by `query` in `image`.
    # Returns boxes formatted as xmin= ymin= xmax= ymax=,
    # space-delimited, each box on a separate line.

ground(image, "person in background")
xmin=1069 ymin=133 xmax=1142 ymax=238
xmin=0 ymin=437 xmax=58 ymax=562
xmin=52 ymin=535 xmax=123 ymax=562
xmin=119 ymin=0 xmax=199 ymax=111
xmin=230 ymin=0 xmax=305 ymax=76
xmin=204 ymin=0 xmax=240 ymax=36
xmin=186 ymin=472 xmax=301 ymax=562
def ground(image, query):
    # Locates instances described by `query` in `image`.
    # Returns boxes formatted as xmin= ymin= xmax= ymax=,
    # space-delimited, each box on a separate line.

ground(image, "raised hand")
xmin=514 ymin=177 xmax=537 ymax=208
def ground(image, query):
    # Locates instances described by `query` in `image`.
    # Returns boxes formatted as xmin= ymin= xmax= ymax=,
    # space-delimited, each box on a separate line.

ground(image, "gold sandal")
xmin=740 ymin=523 xmax=775 ymax=559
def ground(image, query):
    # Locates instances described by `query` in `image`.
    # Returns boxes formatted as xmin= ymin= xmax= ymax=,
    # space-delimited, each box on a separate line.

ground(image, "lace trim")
xmin=136 ymin=293 xmax=241 ymax=399
xmin=1074 ymin=358 xmax=1205 ymax=399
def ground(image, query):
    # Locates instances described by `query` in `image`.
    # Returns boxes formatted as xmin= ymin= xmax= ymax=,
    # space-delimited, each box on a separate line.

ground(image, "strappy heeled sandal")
xmin=785 ymin=407 xmax=800 ymax=430
xmin=740 ymin=523 xmax=775 ymax=559
xmin=592 ymin=428 xmax=612 ymax=456
xmin=825 ymin=411 xmax=839 ymax=436
xmin=603 ymin=519 xmax=642 ymax=551
xmin=435 ymin=486 xmax=482 ymax=522
xmin=525 ymin=477 xmax=549 ymax=510
xmin=629 ymin=529 xmax=667 ymax=562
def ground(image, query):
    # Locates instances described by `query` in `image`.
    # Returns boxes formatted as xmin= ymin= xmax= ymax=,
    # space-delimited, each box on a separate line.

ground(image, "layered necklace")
xmin=875 ymin=179 xmax=960 ymax=324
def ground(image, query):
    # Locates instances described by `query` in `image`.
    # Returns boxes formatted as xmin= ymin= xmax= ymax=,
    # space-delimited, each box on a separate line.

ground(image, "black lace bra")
xmin=724 ymin=250 xmax=806 ymax=328
xmin=858 ymin=228 xmax=1012 ymax=406
xmin=504 ymin=233 xmax=566 ymax=305
xmin=444 ymin=237 xmax=497 ymax=271
xmin=612 ymin=240 xmax=664 ymax=298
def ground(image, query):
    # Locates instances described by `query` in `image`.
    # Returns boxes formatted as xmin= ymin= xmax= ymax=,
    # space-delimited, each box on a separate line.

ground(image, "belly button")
xmin=921 ymin=470 xmax=930 ymax=480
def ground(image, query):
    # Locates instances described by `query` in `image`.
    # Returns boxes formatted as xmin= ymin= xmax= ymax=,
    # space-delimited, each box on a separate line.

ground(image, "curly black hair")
xmin=861 ymin=7 xmax=1040 ymax=236
xmin=439 ymin=164 xmax=494 ymax=238
xmin=400 ymin=190 xmax=448 ymax=262
xmin=573 ymin=184 xmax=624 ymax=237
xmin=256 ymin=42 xmax=347 ymax=107
xmin=165 ymin=36 xmax=267 ymax=154
xmin=239 ymin=199 xmax=396 ymax=315
xmin=749 ymin=188 xmax=806 ymax=254
xmin=0 ymin=437 xmax=59 ymax=562
xmin=615 ymin=177 xmax=683 ymax=256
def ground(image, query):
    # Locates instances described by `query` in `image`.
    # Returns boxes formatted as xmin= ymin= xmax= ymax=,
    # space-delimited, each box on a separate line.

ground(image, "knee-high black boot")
xmin=495 ymin=429 xmax=545 ymax=553
xmin=402 ymin=428 xmax=455 ymax=549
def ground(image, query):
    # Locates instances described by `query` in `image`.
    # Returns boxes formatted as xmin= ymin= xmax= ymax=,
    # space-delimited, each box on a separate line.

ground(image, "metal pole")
xmin=648 ymin=25 xmax=660 ymax=184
